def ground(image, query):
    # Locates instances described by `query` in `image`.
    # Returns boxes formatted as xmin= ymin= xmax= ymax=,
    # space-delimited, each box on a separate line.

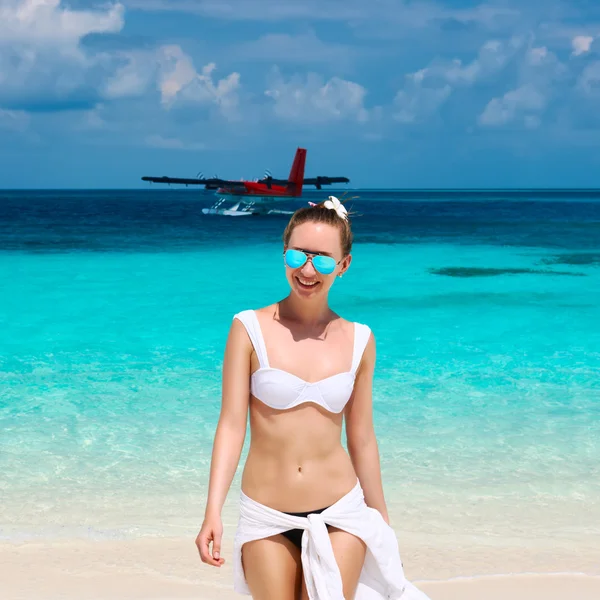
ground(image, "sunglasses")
xmin=284 ymin=248 xmax=342 ymax=275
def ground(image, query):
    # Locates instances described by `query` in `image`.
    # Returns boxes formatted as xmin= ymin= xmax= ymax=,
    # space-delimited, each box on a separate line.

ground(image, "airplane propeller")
xmin=263 ymin=169 xmax=273 ymax=189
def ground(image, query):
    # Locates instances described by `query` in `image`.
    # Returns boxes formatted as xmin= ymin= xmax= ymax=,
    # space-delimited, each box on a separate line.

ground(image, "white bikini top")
xmin=233 ymin=310 xmax=372 ymax=414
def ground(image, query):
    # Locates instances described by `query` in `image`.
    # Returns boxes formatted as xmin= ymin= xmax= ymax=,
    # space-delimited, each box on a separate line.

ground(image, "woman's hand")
xmin=196 ymin=514 xmax=225 ymax=567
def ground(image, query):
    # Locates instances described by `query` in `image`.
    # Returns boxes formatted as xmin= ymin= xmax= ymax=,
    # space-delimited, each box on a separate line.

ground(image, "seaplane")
xmin=141 ymin=147 xmax=350 ymax=216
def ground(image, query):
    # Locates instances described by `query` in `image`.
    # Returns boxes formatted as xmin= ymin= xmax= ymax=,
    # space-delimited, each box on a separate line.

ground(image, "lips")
xmin=295 ymin=276 xmax=320 ymax=290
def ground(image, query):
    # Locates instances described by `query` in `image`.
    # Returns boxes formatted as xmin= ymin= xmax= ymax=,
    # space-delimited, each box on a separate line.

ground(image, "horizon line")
xmin=4 ymin=187 xmax=600 ymax=192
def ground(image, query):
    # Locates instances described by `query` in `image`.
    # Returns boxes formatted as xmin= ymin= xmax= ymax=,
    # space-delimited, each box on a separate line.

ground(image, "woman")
xmin=196 ymin=198 xmax=429 ymax=600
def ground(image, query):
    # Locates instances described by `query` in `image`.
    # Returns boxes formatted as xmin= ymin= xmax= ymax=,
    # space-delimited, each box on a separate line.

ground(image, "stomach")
xmin=240 ymin=396 xmax=358 ymax=511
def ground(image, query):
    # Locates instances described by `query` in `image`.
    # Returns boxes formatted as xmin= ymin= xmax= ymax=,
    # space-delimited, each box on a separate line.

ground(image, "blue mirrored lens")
xmin=285 ymin=249 xmax=308 ymax=269
xmin=312 ymin=255 xmax=336 ymax=274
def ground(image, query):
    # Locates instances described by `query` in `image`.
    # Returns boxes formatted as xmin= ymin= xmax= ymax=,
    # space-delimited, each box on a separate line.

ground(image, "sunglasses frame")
xmin=283 ymin=248 xmax=343 ymax=275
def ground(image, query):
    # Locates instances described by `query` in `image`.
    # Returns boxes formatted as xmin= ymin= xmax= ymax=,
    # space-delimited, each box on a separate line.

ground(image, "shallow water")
xmin=1 ymin=190 xmax=599 ymax=552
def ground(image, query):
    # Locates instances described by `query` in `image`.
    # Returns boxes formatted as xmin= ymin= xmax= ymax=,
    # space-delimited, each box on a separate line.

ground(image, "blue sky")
xmin=2 ymin=0 xmax=600 ymax=188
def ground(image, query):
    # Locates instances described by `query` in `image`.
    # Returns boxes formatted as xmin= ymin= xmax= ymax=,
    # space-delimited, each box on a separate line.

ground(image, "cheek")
xmin=284 ymin=266 xmax=298 ymax=284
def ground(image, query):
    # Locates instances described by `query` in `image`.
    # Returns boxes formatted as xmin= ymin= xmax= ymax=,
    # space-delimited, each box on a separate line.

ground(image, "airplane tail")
xmin=287 ymin=148 xmax=306 ymax=196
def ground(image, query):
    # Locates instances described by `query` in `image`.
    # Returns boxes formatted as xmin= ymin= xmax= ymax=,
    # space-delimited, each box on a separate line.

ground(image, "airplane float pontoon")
xmin=141 ymin=147 xmax=349 ymax=216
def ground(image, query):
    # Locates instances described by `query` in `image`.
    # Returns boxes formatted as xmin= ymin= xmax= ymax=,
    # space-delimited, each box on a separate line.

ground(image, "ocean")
xmin=1 ymin=189 xmax=599 ymax=570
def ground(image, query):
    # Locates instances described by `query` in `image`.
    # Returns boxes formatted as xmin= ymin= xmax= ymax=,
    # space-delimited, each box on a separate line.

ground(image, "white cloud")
xmin=479 ymin=84 xmax=546 ymax=126
xmin=0 ymin=0 xmax=124 ymax=110
xmin=478 ymin=45 xmax=564 ymax=128
xmin=522 ymin=46 xmax=565 ymax=81
xmin=0 ymin=3 xmax=240 ymax=126
xmin=157 ymin=46 xmax=240 ymax=118
xmin=578 ymin=61 xmax=600 ymax=95
xmin=0 ymin=3 xmax=242 ymax=130
xmin=145 ymin=134 xmax=207 ymax=150
xmin=572 ymin=35 xmax=594 ymax=56
xmin=101 ymin=45 xmax=241 ymax=123
xmin=103 ymin=52 xmax=158 ymax=100
xmin=392 ymin=37 xmax=522 ymax=123
xmin=394 ymin=38 xmax=565 ymax=129
xmin=96 ymin=46 xmax=242 ymax=120
xmin=0 ymin=0 xmax=124 ymax=46
xmin=264 ymin=69 xmax=369 ymax=123
xmin=437 ymin=38 xmax=522 ymax=84
xmin=158 ymin=46 xmax=198 ymax=104
xmin=393 ymin=84 xmax=451 ymax=123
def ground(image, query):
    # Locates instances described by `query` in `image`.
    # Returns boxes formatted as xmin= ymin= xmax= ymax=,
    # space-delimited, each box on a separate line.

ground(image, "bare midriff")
xmin=241 ymin=395 xmax=358 ymax=512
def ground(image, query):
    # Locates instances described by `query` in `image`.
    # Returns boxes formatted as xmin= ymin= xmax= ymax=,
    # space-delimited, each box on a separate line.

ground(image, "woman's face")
xmin=284 ymin=221 xmax=351 ymax=299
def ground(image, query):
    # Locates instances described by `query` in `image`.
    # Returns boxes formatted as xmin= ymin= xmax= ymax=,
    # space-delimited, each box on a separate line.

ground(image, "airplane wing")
xmin=142 ymin=174 xmax=350 ymax=190
xmin=141 ymin=176 xmax=245 ymax=187
xmin=303 ymin=176 xmax=350 ymax=189
xmin=255 ymin=176 xmax=350 ymax=189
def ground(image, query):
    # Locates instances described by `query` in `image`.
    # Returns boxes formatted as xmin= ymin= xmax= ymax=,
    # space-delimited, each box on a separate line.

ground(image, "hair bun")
xmin=307 ymin=196 xmax=348 ymax=221
xmin=323 ymin=196 xmax=348 ymax=221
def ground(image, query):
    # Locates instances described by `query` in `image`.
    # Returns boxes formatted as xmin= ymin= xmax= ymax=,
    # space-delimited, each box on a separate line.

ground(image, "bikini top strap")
xmin=233 ymin=310 xmax=270 ymax=369
xmin=351 ymin=322 xmax=372 ymax=373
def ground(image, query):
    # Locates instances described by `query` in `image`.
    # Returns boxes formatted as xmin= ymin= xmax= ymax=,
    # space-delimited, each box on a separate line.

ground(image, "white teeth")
xmin=298 ymin=278 xmax=317 ymax=286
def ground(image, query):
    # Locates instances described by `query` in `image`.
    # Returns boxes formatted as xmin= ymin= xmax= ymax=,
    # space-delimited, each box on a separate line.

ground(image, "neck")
xmin=279 ymin=294 xmax=332 ymax=327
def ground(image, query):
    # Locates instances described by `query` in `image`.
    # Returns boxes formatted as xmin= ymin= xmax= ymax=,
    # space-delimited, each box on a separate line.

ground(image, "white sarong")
xmin=233 ymin=479 xmax=431 ymax=600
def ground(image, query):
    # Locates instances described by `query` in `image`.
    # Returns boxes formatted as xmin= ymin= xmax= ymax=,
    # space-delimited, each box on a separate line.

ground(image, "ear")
xmin=340 ymin=253 xmax=352 ymax=275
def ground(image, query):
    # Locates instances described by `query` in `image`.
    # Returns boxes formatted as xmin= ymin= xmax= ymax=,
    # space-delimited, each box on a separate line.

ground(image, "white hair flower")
xmin=323 ymin=196 xmax=348 ymax=221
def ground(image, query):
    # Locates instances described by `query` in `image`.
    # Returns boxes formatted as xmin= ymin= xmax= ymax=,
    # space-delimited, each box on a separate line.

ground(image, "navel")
xmin=298 ymin=466 xmax=302 ymax=473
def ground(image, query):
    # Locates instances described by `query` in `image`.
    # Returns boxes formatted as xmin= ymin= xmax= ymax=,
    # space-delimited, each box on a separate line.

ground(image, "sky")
xmin=2 ymin=0 xmax=600 ymax=188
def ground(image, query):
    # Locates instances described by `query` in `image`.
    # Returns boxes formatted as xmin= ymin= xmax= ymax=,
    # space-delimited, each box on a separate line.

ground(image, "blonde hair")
xmin=282 ymin=200 xmax=353 ymax=256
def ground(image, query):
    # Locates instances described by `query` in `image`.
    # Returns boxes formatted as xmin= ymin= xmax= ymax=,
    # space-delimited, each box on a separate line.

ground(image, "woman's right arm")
xmin=196 ymin=318 xmax=251 ymax=566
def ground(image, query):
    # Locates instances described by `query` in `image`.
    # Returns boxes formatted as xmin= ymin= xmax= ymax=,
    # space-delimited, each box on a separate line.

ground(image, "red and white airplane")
xmin=141 ymin=147 xmax=349 ymax=216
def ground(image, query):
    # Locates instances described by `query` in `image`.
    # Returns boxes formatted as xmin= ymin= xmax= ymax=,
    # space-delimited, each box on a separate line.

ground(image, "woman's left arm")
xmin=344 ymin=333 xmax=390 ymax=524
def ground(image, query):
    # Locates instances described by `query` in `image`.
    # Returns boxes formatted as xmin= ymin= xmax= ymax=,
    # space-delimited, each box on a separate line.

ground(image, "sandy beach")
xmin=2 ymin=533 xmax=599 ymax=600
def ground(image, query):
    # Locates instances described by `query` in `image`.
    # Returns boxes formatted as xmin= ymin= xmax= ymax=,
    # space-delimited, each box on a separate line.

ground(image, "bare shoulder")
xmin=256 ymin=303 xmax=278 ymax=313
xmin=334 ymin=315 xmax=357 ymax=341
xmin=334 ymin=313 xmax=374 ymax=341
xmin=229 ymin=315 xmax=249 ymax=335
xmin=253 ymin=303 xmax=278 ymax=321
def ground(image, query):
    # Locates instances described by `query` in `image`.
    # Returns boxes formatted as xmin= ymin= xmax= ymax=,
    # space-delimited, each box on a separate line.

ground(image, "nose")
xmin=300 ymin=258 xmax=317 ymax=277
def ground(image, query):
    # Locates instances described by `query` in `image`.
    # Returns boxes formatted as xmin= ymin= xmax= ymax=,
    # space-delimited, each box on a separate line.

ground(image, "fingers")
xmin=212 ymin=530 xmax=222 ymax=563
xmin=196 ymin=531 xmax=216 ymax=565
xmin=195 ymin=530 xmax=225 ymax=567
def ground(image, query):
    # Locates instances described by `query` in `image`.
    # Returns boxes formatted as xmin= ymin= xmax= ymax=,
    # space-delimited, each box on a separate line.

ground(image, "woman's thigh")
xmin=242 ymin=533 xmax=303 ymax=600
xmin=300 ymin=527 xmax=367 ymax=600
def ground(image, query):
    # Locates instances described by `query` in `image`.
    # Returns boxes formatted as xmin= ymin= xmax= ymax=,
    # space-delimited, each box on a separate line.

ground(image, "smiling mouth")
xmin=296 ymin=276 xmax=320 ymax=290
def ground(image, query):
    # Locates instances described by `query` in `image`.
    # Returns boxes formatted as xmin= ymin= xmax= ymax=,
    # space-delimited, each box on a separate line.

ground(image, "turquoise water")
xmin=1 ymin=191 xmax=599 ymax=547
